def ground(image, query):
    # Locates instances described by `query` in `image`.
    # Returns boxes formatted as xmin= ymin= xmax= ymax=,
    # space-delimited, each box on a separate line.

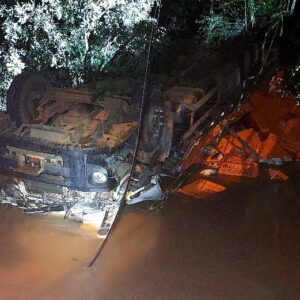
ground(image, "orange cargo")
xmin=178 ymin=180 xmax=226 ymax=198
xmin=268 ymin=168 xmax=289 ymax=181
xmin=181 ymin=81 xmax=300 ymax=177
xmin=218 ymin=161 xmax=259 ymax=178
xmin=259 ymin=133 xmax=279 ymax=158
xmin=216 ymin=128 xmax=261 ymax=158
xmin=248 ymin=110 xmax=270 ymax=139
xmin=280 ymin=138 xmax=300 ymax=160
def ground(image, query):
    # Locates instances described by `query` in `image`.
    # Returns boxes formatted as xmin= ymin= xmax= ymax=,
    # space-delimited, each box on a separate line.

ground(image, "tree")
xmin=198 ymin=0 xmax=297 ymax=47
xmin=0 ymin=0 xmax=160 ymax=109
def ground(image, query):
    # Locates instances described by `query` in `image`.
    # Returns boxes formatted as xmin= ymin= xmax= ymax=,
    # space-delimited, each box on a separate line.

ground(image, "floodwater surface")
xmin=0 ymin=209 xmax=99 ymax=299
xmin=0 ymin=164 xmax=299 ymax=299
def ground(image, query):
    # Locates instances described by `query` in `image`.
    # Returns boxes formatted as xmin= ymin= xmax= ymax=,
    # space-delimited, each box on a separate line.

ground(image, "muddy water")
xmin=0 ymin=208 xmax=99 ymax=300
xmin=0 ymin=164 xmax=300 ymax=299
xmin=39 ymin=164 xmax=300 ymax=300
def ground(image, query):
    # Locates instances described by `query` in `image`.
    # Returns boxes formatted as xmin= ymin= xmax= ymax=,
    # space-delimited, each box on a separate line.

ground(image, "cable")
xmin=88 ymin=0 xmax=162 ymax=267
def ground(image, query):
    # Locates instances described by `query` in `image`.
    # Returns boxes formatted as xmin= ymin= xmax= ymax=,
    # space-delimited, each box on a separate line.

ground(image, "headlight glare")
xmin=92 ymin=171 xmax=107 ymax=184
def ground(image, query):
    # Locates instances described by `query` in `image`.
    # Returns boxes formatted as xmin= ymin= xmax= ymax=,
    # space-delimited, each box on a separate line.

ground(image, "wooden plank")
xmin=183 ymin=106 xmax=215 ymax=140
xmin=181 ymin=87 xmax=217 ymax=112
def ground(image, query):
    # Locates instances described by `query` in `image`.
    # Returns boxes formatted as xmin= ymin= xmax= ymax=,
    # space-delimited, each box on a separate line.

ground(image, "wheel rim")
xmin=146 ymin=104 xmax=165 ymax=147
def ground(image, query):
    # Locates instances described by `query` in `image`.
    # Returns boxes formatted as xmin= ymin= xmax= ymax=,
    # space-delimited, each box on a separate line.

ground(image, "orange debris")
xmin=178 ymin=180 xmax=226 ymax=198
xmin=211 ymin=124 xmax=223 ymax=137
xmin=216 ymin=128 xmax=261 ymax=157
xmin=247 ymin=110 xmax=270 ymax=139
xmin=249 ymin=90 xmax=297 ymax=137
xmin=181 ymin=134 xmax=215 ymax=170
xmin=268 ymin=168 xmax=289 ymax=181
xmin=283 ymin=117 xmax=300 ymax=141
xmin=226 ymin=102 xmax=254 ymax=123
xmin=218 ymin=161 xmax=259 ymax=178
xmin=259 ymin=133 xmax=279 ymax=159
xmin=181 ymin=74 xmax=299 ymax=183
xmin=280 ymin=137 xmax=300 ymax=160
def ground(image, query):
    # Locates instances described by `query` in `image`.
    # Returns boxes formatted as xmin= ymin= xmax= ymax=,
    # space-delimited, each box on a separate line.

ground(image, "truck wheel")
xmin=7 ymin=71 xmax=49 ymax=126
xmin=140 ymin=86 xmax=173 ymax=164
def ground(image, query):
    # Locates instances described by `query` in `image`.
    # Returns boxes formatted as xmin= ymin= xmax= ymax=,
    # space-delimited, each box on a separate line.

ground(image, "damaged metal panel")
xmin=0 ymin=50 xmax=247 ymax=214
xmin=97 ymin=122 xmax=138 ymax=148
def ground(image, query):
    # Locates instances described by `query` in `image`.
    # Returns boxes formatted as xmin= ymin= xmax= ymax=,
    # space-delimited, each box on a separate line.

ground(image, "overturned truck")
xmin=0 ymin=54 xmax=242 ymax=223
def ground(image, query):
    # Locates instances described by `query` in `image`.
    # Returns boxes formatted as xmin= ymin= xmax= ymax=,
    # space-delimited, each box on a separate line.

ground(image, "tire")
xmin=7 ymin=71 xmax=50 ymax=126
xmin=142 ymin=87 xmax=165 ymax=153
xmin=138 ymin=85 xmax=173 ymax=164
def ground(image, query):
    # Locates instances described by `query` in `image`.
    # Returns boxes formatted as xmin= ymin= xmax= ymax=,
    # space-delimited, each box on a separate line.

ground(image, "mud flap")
xmin=126 ymin=176 xmax=164 ymax=205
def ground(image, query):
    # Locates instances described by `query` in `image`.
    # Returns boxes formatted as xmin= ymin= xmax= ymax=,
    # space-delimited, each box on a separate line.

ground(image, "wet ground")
xmin=0 ymin=164 xmax=300 ymax=299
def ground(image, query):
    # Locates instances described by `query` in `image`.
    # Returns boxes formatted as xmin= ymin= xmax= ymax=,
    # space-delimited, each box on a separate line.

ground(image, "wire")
xmin=129 ymin=0 xmax=162 ymax=182
xmin=88 ymin=0 xmax=162 ymax=267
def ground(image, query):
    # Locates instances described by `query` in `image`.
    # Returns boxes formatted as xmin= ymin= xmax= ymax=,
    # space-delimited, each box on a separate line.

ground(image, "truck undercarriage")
xmin=0 ymin=53 xmax=243 ymax=232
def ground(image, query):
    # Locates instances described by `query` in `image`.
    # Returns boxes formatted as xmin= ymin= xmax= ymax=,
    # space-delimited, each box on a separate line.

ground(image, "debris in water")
xmin=268 ymin=168 xmax=289 ymax=181
xmin=178 ymin=180 xmax=226 ymax=198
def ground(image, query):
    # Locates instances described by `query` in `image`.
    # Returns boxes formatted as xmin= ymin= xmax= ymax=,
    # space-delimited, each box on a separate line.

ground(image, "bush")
xmin=0 ymin=0 xmax=161 ymax=109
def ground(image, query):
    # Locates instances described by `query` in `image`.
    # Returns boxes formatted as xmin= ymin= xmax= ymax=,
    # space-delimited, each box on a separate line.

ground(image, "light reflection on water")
xmin=0 ymin=206 xmax=99 ymax=299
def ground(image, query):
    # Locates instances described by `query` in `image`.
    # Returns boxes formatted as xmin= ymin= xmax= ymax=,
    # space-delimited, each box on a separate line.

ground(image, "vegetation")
xmin=198 ymin=0 xmax=297 ymax=47
xmin=0 ymin=0 xmax=297 ymax=109
xmin=0 ymin=0 xmax=160 ymax=109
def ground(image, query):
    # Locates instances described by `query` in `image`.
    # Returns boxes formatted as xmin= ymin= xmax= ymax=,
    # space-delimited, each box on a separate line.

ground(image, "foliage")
xmin=0 ymin=0 xmax=159 ymax=109
xmin=159 ymin=1 xmax=204 ymax=34
xmin=0 ymin=0 xmax=297 ymax=109
xmin=199 ymin=0 xmax=295 ymax=47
